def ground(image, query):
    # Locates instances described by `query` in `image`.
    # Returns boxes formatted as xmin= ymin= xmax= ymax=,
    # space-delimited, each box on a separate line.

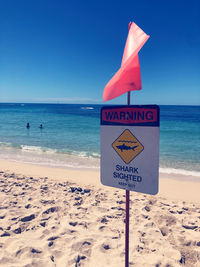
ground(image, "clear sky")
xmin=0 ymin=0 xmax=199 ymax=105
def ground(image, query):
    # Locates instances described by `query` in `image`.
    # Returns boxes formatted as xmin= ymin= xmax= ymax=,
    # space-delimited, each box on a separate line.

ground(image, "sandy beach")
xmin=0 ymin=160 xmax=200 ymax=267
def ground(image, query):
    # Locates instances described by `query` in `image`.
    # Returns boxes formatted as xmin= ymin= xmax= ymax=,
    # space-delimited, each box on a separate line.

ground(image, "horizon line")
xmin=0 ymin=102 xmax=199 ymax=107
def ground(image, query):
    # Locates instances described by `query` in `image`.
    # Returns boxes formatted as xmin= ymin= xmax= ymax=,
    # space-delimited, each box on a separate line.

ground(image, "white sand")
xmin=0 ymin=160 xmax=200 ymax=266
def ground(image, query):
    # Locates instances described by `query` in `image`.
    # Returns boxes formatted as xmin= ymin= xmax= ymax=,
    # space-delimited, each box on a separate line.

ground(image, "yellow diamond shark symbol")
xmin=112 ymin=129 xmax=144 ymax=164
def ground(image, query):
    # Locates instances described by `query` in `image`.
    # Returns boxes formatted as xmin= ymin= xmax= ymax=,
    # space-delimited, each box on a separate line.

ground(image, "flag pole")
xmin=125 ymin=91 xmax=131 ymax=267
xmin=125 ymin=22 xmax=132 ymax=267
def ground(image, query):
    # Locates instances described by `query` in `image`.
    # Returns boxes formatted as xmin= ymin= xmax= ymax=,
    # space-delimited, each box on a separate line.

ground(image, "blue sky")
xmin=0 ymin=0 xmax=199 ymax=105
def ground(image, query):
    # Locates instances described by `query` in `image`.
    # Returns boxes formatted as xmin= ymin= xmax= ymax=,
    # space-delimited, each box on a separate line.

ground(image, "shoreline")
xmin=1 ymin=159 xmax=200 ymax=203
xmin=0 ymin=144 xmax=199 ymax=177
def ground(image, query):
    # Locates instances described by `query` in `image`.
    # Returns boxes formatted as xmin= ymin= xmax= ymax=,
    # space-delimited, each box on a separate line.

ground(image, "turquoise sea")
xmin=0 ymin=104 xmax=199 ymax=178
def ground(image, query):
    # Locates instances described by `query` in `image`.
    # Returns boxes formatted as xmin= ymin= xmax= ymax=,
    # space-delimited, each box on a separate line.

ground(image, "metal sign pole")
xmin=125 ymin=91 xmax=131 ymax=267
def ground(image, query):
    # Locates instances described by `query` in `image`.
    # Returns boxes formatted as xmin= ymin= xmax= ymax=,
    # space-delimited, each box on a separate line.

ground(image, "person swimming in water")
xmin=39 ymin=124 xmax=43 ymax=129
xmin=26 ymin=122 xmax=30 ymax=129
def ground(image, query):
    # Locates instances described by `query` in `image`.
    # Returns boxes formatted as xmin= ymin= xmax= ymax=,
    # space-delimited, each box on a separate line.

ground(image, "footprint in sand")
xmin=67 ymin=239 xmax=94 ymax=266
xmin=71 ymin=239 xmax=93 ymax=257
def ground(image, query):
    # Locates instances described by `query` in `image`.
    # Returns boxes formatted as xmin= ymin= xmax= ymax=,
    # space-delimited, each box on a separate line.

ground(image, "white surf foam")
xmin=80 ymin=107 xmax=94 ymax=110
xmin=159 ymin=167 xmax=200 ymax=178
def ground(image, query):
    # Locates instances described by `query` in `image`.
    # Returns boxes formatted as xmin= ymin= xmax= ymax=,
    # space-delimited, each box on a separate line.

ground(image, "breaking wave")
xmin=159 ymin=167 xmax=200 ymax=178
xmin=80 ymin=107 xmax=94 ymax=110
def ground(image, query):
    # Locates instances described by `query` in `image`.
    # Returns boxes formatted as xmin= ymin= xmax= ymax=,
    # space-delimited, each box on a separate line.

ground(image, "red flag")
xmin=103 ymin=22 xmax=149 ymax=102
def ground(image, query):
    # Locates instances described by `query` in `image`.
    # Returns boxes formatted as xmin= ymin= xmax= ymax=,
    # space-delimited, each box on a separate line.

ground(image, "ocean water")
xmin=0 ymin=104 xmax=199 ymax=178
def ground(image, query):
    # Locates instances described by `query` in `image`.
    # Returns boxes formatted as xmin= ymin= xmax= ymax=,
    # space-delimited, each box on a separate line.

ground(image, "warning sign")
xmin=112 ymin=129 xmax=144 ymax=164
xmin=100 ymin=105 xmax=160 ymax=195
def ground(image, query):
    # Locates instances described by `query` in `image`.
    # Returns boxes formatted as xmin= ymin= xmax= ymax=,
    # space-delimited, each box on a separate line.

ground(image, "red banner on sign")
xmin=102 ymin=107 xmax=157 ymax=124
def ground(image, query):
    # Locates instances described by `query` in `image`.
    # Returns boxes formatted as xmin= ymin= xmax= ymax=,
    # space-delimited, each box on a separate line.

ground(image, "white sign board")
xmin=100 ymin=105 xmax=159 ymax=195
